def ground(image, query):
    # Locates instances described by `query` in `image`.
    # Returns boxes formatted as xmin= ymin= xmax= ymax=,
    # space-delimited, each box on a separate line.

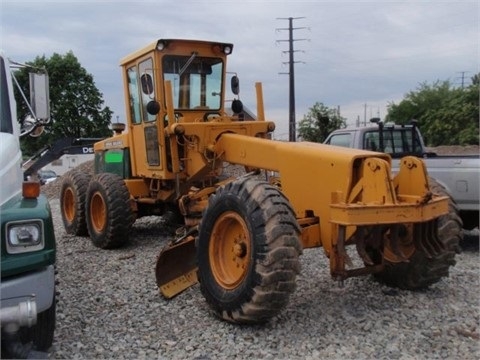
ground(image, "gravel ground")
xmin=42 ymin=176 xmax=480 ymax=360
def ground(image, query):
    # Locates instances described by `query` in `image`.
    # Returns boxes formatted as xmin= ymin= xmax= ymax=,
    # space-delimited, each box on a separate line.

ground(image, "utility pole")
xmin=363 ymin=103 xmax=367 ymax=126
xmin=276 ymin=17 xmax=308 ymax=142
xmin=457 ymin=71 xmax=469 ymax=89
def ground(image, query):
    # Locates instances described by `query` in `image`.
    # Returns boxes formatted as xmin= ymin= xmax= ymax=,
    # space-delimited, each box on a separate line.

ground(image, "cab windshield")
xmin=163 ymin=54 xmax=223 ymax=110
xmin=0 ymin=56 xmax=13 ymax=134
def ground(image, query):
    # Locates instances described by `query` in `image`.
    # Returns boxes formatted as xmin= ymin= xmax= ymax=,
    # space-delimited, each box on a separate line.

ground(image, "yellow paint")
xmin=106 ymin=39 xmax=451 ymax=291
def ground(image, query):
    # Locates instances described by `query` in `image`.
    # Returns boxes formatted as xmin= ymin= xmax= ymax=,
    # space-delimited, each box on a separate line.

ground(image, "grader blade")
xmin=155 ymin=236 xmax=197 ymax=299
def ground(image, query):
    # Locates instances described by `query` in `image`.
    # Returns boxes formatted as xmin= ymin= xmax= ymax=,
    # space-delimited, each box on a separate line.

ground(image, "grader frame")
xmin=60 ymin=38 xmax=457 ymax=324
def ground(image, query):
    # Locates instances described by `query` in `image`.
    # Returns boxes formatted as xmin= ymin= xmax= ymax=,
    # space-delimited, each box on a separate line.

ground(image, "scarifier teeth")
xmin=337 ymin=242 xmax=354 ymax=268
xmin=344 ymin=252 xmax=354 ymax=268
xmin=356 ymin=238 xmax=374 ymax=266
xmin=414 ymin=224 xmax=429 ymax=258
xmin=388 ymin=225 xmax=409 ymax=262
xmin=413 ymin=221 xmax=444 ymax=259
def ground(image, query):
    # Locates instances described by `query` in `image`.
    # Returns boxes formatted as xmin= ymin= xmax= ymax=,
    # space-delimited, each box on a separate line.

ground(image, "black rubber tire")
xmin=429 ymin=177 xmax=463 ymax=253
xmin=197 ymin=177 xmax=302 ymax=324
xmin=372 ymin=177 xmax=461 ymax=289
xmin=85 ymin=173 xmax=134 ymax=249
xmin=20 ymin=291 xmax=56 ymax=351
xmin=60 ymin=170 xmax=92 ymax=236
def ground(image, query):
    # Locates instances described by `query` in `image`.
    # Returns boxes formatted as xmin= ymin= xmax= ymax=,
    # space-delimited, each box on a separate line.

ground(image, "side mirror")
xmin=231 ymin=99 xmax=243 ymax=114
xmin=20 ymin=116 xmax=44 ymax=137
xmin=231 ymin=75 xmax=240 ymax=95
xmin=147 ymin=100 xmax=161 ymax=115
xmin=29 ymin=72 xmax=50 ymax=121
xmin=141 ymin=73 xmax=154 ymax=95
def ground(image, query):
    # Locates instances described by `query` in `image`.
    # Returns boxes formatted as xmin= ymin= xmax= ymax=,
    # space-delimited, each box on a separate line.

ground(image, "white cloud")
xmin=1 ymin=33 xmax=64 ymax=57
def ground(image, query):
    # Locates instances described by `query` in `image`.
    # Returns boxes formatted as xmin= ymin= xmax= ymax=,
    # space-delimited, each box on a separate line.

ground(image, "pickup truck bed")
xmin=422 ymin=155 xmax=479 ymax=212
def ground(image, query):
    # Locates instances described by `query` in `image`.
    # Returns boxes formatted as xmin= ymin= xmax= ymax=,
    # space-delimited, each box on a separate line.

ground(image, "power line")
xmin=276 ymin=17 xmax=308 ymax=142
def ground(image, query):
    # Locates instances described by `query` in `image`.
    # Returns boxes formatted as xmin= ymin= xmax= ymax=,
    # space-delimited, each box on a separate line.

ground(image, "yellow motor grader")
xmin=60 ymin=38 xmax=459 ymax=324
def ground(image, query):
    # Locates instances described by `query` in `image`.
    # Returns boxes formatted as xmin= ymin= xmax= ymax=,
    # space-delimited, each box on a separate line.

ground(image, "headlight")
xmin=6 ymin=220 xmax=44 ymax=254
xmin=223 ymin=45 xmax=232 ymax=55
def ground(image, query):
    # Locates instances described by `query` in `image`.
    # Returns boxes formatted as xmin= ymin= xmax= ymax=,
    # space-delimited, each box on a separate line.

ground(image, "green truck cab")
xmin=1 ymin=53 xmax=56 ymax=358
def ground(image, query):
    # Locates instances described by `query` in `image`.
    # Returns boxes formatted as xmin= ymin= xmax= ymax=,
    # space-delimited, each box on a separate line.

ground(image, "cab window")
xmin=0 ymin=57 xmax=13 ymax=134
xmin=363 ymin=129 xmax=422 ymax=155
xmin=127 ymin=66 xmax=142 ymax=124
xmin=327 ymin=133 xmax=351 ymax=148
xmin=139 ymin=58 xmax=156 ymax=122
xmin=363 ymin=132 xmax=379 ymax=151
xmin=163 ymin=55 xmax=223 ymax=110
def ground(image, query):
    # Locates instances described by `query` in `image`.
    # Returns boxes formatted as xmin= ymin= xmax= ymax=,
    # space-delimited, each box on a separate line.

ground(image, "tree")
xmin=297 ymin=102 xmax=346 ymax=142
xmin=15 ymin=51 xmax=113 ymax=156
xmin=386 ymin=77 xmax=479 ymax=146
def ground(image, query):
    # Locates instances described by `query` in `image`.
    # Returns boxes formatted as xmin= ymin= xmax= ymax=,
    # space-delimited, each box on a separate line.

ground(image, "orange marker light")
xmin=22 ymin=181 xmax=41 ymax=199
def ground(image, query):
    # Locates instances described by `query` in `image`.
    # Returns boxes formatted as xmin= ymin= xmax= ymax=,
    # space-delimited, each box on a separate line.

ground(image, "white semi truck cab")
xmin=0 ymin=52 xmax=57 ymax=358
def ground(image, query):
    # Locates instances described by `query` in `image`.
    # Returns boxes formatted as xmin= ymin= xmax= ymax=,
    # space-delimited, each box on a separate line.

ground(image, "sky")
xmin=1 ymin=0 xmax=478 ymax=139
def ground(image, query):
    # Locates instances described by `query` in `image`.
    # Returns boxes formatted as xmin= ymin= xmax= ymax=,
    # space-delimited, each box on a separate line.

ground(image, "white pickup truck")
xmin=325 ymin=120 xmax=479 ymax=238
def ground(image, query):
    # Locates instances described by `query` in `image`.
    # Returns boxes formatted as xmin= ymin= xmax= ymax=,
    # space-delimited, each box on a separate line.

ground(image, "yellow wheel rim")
xmin=63 ymin=188 xmax=75 ymax=223
xmin=209 ymin=211 xmax=251 ymax=290
xmin=383 ymin=224 xmax=416 ymax=263
xmin=90 ymin=191 xmax=107 ymax=233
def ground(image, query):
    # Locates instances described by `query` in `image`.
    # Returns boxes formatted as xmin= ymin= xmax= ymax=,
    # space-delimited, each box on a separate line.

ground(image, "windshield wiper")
xmin=179 ymin=52 xmax=198 ymax=77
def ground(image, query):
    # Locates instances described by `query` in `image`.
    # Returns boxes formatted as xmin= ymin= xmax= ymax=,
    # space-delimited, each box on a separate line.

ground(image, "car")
xmin=38 ymin=170 xmax=58 ymax=185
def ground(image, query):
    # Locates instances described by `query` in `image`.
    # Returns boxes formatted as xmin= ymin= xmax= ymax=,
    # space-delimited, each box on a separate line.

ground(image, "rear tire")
xmin=197 ymin=177 xmax=302 ymax=324
xmin=85 ymin=173 xmax=134 ymax=249
xmin=371 ymin=178 xmax=460 ymax=289
xmin=60 ymin=170 xmax=92 ymax=236
xmin=429 ymin=177 xmax=463 ymax=253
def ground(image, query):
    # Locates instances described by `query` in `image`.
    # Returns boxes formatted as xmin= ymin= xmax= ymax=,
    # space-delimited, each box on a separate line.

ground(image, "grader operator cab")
xmin=60 ymin=39 xmax=458 ymax=324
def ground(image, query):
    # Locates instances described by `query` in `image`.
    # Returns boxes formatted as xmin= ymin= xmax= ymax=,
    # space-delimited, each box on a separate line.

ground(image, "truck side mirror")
xmin=231 ymin=75 xmax=240 ymax=95
xmin=29 ymin=73 xmax=50 ymax=121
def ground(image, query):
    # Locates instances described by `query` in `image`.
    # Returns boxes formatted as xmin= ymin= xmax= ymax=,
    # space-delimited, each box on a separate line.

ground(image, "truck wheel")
xmin=60 ymin=170 xmax=92 ymax=236
xmin=85 ymin=173 xmax=134 ymax=249
xmin=20 ymin=291 xmax=56 ymax=351
xmin=371 ymin=178 xmax=461 ymax=289
xmin=197 ymin=177 xmax=302 ymax=324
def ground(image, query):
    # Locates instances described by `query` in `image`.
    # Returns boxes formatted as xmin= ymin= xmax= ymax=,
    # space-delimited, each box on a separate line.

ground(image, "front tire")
xmin=85 ymin=173 xmax=134 ymax=249
xmin=197 ymin=177 xmax=302 ymax=324
xmin=20 ymin=290 xmax=56 ymax=351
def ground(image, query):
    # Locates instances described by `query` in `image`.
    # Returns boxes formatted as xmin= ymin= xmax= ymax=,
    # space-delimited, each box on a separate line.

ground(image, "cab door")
xmin=126 ymin=56 xmax=164 ymax=178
